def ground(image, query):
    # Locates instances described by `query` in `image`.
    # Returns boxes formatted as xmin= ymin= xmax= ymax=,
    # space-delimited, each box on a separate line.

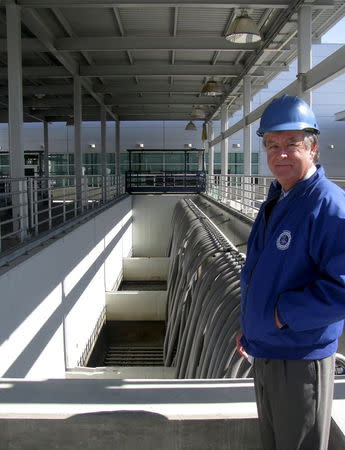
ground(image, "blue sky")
xmin=321 ymin=17 xmax=345 ymax=43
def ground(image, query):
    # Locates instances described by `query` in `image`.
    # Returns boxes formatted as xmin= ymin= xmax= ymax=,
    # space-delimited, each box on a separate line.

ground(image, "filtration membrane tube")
xmin=164 ymin=199 xmax=252 ymax=379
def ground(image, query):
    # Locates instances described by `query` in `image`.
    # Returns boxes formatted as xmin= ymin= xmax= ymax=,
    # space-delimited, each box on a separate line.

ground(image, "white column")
xmin=73 ymin=75 xmax=83 ymax=210
xmin=243 ymin=75 xmax=252 ymax=176
xmin=101 ymin=103 xmax=107 ymax=202
xmin=220 ymin=105 xmax=228 ymax=176
xmin=6 ymin=4 xmax=24 ymax=178
xmin=6 ymin=4 xmax=28 ymax=241
xmin=115 ymin=119 xmax=120 ymax=177
xmin=207 ymin=121 xmax=214 ymax=176
xmin=43 ymin=121 xmax=49 ymax=177
xmin=298 ymin=5 xmax=312 ymax=104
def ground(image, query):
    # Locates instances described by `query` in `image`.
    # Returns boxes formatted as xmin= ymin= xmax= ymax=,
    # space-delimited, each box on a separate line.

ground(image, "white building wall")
xmin=0 ymin=196 xmax=132 ymax=379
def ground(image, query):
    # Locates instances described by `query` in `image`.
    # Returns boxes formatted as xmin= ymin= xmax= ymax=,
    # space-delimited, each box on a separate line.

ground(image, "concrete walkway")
xmin=0 ymin=377 xmax=344 ymax=449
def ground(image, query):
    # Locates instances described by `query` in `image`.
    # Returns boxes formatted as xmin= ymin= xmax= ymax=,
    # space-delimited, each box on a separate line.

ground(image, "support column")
xmin=220 ymin=105 xmax=228 ymax=177
xmin=115 ymin=119 xmax=120 ymax=177
xmin=43 ymin=121 xmax=49 ymax=177
xmin=73 ymin=75 xmax=83 ymax=212
xmin=207 ymin=121 xmax=214 ymax=176
xmin=220 ymin=105 xmax=229 ymax=201
xmin=6 ymin=4 xmax=24 ymax=178
xmin=243 ymin=75 xmax=252 ymax=176
xmin=6 ymin=4 xmax=28 ymax=241
xmin=101 ymin=103 xmax=107 ymax=202
xmin=297 ymin=5 xmax=312 ymax=104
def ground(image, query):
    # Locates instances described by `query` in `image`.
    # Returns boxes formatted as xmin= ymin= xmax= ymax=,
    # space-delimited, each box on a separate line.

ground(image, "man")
xmin=236 ymin=94 xmax=345 ymax=450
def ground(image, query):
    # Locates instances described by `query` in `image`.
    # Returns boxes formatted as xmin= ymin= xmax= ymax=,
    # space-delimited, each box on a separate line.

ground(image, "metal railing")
xmin=0 ymin=174 xmax=125 ymax=255
xmin=206 ymin=174 xmax=273 ymax=219
xmin=206 ymin=174 xmax=345 ymax=220
xmin=126 ymin=170 xmax=206 ymax=194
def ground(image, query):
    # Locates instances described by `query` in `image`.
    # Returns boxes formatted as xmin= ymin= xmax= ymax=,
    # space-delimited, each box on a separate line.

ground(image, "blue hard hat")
xmin=256 ymin=94 xmax=320 ymax=137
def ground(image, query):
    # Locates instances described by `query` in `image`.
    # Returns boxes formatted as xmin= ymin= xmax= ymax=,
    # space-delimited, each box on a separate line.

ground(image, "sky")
xmin=321 ymin=17 xmax=345 ymax=43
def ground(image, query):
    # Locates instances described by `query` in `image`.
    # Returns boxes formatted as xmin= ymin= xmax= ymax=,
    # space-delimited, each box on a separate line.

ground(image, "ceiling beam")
xmin=20 ymin=7 xmax=119 ymax=120
xmin=0 ymin=82 xmax=209 ymax=96
xmin=17 ymin=0 xmax=334 ymax=9
xmin=19 ymin=95 xmax=219 ymax=107
xmin=0 ymin=37 xmax=262 ymax=53
xmin=0 ymin=63 xmax=266 ymax=79
xmin=111 ymin=96 xmax=220 ymax=105
xmin=80 ymin=64 xmax=266 ymax=77
xmin=94 ymin=83 xmax=203 ymax=94
xmin=0 ymin=66 xmax=71 ymax=79
xmin=53 ymin=37 xmax=260 ymax=52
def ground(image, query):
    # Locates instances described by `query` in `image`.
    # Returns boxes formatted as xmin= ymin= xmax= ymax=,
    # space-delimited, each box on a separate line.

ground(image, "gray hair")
xmin=304 ymin=131 xmax=319 ymax=163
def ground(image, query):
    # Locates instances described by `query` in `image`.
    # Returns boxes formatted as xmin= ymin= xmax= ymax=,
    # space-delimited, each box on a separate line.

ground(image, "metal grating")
xmin=104 ymin=346 xmax=164 ymax=366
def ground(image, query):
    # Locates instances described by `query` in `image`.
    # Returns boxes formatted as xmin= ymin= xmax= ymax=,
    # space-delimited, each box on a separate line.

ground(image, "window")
xmin=208 ymin=151 xmax=259 ymax=175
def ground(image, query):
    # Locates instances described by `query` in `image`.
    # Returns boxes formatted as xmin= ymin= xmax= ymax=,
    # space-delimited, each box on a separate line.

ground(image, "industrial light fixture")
xmin=88 ymin=144 xmax=96 ymax=149
xmin=185 ymin=120 xmax=197 ymax=131
xmin=225 ymin=11 xmax=261 ymax=44
xmin=201 ymin=80 xmax=223 ymax=96
xmin=191 ymin=106 xmax=205 ymax=119
xmin=136 ymin=143 xmax=144 ymax=148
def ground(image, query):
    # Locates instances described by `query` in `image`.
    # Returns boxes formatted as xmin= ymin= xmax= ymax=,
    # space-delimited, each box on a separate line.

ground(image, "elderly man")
xmin=236 ymin=95 xmax=345 ymax=450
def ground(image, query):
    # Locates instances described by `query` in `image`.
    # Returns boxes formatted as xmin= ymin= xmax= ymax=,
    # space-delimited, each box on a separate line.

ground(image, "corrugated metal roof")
xmin=0 ymin=0 xmax=344 ymax=122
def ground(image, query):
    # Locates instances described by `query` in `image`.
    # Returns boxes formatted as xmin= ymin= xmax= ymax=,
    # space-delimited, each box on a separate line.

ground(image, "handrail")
xmin=205 ymin=174 xmax=345 ymax=220
xmin=0 ymin=174 xmax=125 ymax=257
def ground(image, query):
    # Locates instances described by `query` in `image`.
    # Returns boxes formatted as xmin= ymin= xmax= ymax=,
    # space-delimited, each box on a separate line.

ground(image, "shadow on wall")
xmin=0 ymin=197 xmax=132 ymax=378
xmin=1 ymin=410 xmax=261 ymax=450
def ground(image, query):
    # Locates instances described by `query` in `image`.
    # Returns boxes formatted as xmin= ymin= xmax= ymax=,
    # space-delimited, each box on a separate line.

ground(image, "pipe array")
xmin=164 ymin=199 xmax=253 ymax=379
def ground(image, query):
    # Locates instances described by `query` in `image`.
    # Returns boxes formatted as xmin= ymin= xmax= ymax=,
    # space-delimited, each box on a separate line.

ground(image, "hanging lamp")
xmin=185 ymin=120 xmax=197 ymax=131
xmin=225 ymin=11 xmax=261 ymax=44
xmin=201 ymin=80 xmax=223 ymax=96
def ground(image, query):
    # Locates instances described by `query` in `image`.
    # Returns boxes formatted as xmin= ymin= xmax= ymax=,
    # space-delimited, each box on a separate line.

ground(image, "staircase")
xmin=69 ymin=256 xmax=176 ymax=379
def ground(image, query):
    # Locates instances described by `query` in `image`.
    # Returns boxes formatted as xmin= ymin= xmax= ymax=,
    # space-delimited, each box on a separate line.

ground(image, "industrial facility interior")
xmin=1 ymin=1 xmax=345 ymax=448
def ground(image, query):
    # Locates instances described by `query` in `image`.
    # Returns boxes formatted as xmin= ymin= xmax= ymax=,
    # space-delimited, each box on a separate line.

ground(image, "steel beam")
xmin=80 ymin=64 xmax=263 ymax=78
xmin=297 ymin=5 xmax=312 ymax=103
xmin=54 ymin=37 xmax=259 ymax=52
xmin=17 ymin=0 xmax=334 ymax=9
xmin=304 ymin=44 xmax=345 ymax=91
xmin=20 ymin=7 xmax=119 ymax=121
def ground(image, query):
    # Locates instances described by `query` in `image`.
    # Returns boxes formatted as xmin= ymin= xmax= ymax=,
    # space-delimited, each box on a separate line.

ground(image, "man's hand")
xmin=236 ymin=331 xmax=249 ymax=359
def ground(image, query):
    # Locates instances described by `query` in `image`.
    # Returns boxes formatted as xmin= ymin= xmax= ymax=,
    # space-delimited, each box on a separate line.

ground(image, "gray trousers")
xmin=253 ymin=355 xmax=335 ymax=450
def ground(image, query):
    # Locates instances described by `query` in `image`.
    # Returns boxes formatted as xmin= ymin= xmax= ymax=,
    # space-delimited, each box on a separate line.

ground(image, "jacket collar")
xmin=266 ymin=164 xmax=324 ymax=202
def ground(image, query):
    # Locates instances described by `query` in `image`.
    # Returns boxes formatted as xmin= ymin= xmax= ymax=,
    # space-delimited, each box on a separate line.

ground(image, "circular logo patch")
xmin=276 ymin=230 xmax=292 ymax=251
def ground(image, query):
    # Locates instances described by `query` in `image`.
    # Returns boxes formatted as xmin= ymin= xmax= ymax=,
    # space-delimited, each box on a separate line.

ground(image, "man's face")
xmin=264 ymin=130 xmax=317 ymax=191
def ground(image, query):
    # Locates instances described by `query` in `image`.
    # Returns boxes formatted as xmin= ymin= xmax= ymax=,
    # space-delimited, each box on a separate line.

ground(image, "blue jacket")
xmin=240 ymin=166 xmax=345 ymax=359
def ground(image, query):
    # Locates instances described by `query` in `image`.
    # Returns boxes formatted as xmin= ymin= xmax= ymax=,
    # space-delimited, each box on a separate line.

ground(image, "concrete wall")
xmin=132 ymin=194 xmax=195 ymax=257
xmin=0 ymin=196 xmax=132 ymax=379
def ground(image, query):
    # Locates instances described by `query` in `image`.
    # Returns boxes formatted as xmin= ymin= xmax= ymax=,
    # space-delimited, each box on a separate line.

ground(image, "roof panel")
xmin=177 ymin=7 xmax=231 ymax=36
xmin=1 ymin=1 xmax=345 ymax=122
xmin=118 ymin=7 xmax=172 ymax=35
xmin=59 ymin=8 xmax=119 ymax=36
